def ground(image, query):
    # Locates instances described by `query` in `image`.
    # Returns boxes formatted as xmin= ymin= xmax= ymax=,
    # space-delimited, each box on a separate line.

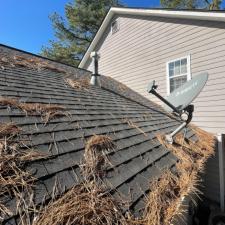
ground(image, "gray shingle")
xmin=0 ymin=45 xmax=192 ymax=222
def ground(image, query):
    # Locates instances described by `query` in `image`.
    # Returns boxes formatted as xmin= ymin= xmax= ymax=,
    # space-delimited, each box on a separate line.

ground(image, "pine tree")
xmin=160 ymin=0 xmax=222 ymax=10
xmin=41 ymin=0 xmax=123 ymax=66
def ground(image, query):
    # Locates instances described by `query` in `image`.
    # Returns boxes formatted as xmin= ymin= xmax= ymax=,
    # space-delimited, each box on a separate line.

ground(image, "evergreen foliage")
xmin=160 ymin=0 xmax=222 ymax=10
xmin=41 ymin=0 xmax=123 ymax=66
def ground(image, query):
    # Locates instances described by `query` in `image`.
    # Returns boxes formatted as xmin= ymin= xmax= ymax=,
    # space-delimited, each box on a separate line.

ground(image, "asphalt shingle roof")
xmin=0 ymin=45 xmax=197 ymax=224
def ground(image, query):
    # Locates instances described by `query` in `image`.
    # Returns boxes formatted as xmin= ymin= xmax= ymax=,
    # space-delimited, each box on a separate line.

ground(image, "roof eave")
xmin=79 ymin=9 xmax=115 ymax=69
xmin=79 ymin=7 xmax=225 ymax=68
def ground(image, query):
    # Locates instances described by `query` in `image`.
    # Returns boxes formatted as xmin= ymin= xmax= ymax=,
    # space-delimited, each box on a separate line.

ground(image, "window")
xmin=167 ymin=55 xmax=191 ymax=94
xmin=111 ymin=19 xmax=119 ymax=35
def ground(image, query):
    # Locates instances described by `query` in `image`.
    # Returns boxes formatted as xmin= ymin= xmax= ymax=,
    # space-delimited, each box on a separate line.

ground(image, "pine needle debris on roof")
xmin=83 ymin=135 xmax=115 ymax=181
xmin=0 ymin=52 xmax=216 ymax=224
xmin=0 ymin=97 xmax=70 ymax=123
xmin=0 ymin=123 xmax=46 ymax=221
xmin=122 ymin=118 xmax=147 ymax=137
xmin=6 ymin=126 xmax=215 ymax=225
xmin=0 ymin=55 xmax=66 ymax=73
xmin=33 ymin=182 xmax=126 ymax=225
xmin=33 ymin=135 xmax=128 ymax=225
xmin=142 ymin=125 xmax=215 ymax=225
xmin=65 ymin=77 xmax=90 ymax=90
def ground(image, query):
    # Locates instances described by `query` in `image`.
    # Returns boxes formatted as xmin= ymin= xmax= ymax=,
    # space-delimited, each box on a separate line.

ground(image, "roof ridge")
xmin=0 ymin=43 xmax=88 ymax=72
xmin=111 ymin=6 xmax=225 ymax=13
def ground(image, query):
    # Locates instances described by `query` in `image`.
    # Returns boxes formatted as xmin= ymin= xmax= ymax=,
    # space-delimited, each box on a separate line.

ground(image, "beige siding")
xmin=84 ymin=15 xmax=225 ymax=202
xmin=85 ymin=15 xmax=225 ymax=133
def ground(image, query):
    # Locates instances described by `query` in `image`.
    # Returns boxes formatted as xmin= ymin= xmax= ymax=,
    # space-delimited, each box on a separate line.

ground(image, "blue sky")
xmin=0 ymin=0 xmax=159 ymax=54
xmin=0 ymin=0 xmax=223 ymax=54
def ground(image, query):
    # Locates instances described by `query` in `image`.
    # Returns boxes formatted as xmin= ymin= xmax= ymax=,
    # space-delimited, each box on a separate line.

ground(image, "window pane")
xmin=170 ymin=75 xmax=187 ymax=93
xmin=174 ymin=60 xmax=181 ymax=76
xmin=169 ymin=62 xmax=174 ymax=77
xmin=181 ymin=58 xmax=187 ymax=74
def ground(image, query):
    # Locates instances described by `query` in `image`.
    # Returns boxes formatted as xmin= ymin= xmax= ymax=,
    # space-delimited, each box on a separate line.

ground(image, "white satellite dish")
xmin=147 ymin=72 xmax=208 ymax=144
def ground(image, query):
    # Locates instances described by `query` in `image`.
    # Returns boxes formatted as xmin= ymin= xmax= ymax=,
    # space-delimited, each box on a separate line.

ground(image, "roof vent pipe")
xmin=90 ymin=51 xmax=101 ymax=87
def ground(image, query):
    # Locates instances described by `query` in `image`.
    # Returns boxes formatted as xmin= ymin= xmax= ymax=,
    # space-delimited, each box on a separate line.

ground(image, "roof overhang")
xmin=79 ymin=7 xmax=225 ymax=68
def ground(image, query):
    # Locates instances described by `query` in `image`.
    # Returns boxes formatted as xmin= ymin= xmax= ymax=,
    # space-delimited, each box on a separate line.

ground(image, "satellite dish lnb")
xmin=147 ymin=72 xmax=208 ymax=144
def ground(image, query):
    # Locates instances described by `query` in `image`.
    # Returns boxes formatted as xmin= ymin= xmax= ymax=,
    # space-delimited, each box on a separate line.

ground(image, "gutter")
xmin=218 ymin=133 xmax=225 ymax=212
xmin=79 ymin=7 xmax=225 ymax=69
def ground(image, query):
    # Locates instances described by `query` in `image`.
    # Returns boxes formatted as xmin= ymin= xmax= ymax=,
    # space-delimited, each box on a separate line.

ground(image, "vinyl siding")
xmin=85 ymin=16 xmax=225 ymax=133
xmin=84 ymin=15 xmax=225 ymax=202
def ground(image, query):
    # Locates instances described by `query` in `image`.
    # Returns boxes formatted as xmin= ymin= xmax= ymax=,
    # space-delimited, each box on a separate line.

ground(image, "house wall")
xmin=84 ymin=15 xmax=225 ymax=134
xmin=84 ymin=15 xmax=225 ymax=203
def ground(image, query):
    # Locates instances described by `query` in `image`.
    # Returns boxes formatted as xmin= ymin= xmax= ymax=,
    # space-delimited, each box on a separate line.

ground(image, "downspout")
xmin=218 ymin=133 xmax=225 ymax=212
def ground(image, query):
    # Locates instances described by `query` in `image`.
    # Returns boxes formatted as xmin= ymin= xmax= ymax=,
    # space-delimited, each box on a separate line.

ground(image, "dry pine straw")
xmin=0 ymin=55 xmax=66 ymax=74
xmin=0 ymin=97 xmax=69 ymax=123
xmin=0 ymin=121 xmax=215 ymax=225
xmin=33 ymin=135 xmax=128 ymax=225
xmin=22 ymin=127 xmax=215 ymax=225
xmin=0 ymin=123 xmax=46 ymax=220
xmin=33 ymin=182 xmax=127 ymax=225
xmin=65 ymin=78 xmax=90 ymax=90
xmin=83 ymin=135 xmax=115 ymax=181
xmin=122 ymin=118 xmax=147 ymax=137
xmin=0 ymin=52 xmax=215 ymax=225
xmin=0 ymin=56 xmax=91 ymax=91
xmin=142 ymin=125 xmax=215 ymax=225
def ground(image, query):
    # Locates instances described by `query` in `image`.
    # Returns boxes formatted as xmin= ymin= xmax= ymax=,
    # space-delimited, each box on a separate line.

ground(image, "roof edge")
xmin=0 ymin=43 xmax=89 ymax=72
xmin=79 ymin=7 xmax=225 ymax=68
xmin=79 ymin=9 xmax=114 ymax=68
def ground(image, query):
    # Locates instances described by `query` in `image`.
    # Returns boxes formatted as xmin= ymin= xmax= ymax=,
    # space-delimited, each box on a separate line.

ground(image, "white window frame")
xmin=111 ymin=19 xmax=120 ymax=35
xmin=166 ymin=55 xmax=191 ymax=95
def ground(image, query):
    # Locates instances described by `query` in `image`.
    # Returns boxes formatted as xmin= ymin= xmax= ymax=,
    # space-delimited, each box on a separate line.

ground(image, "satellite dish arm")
xmin=147 ymin=73 xmax=208 ymax=144
xmin=147 ymin=81 xmax=181 ymax=114
xmin=147 ymin=80 xmax=196 ymax=144
xmin=165 ymin=104 xmax=194 ymax=144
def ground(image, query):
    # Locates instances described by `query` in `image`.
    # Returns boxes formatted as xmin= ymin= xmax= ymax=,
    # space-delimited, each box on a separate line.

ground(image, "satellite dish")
xmin=147 ymin=72 xmax=208 ymax=144
xmin=165 ymin=72 xmax=208 ymax=112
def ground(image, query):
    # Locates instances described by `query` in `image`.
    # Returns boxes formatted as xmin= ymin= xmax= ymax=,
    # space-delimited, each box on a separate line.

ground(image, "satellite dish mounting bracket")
xmin=165 ymin=104 xmax=194 ymax=144
xmin=147 ymin=80 xmax=194 ymax=144
xmin=147 ymin=72 xmax=208 ymax=144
